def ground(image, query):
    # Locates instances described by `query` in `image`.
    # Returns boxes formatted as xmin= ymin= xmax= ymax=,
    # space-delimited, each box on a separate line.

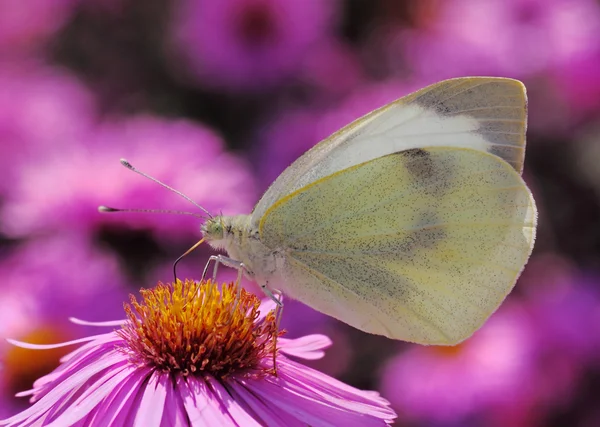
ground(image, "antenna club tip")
xmin=98 ymin=206 xmax=117 ymax=213
xmin=119 ymin=158 xmax=133 ymax=169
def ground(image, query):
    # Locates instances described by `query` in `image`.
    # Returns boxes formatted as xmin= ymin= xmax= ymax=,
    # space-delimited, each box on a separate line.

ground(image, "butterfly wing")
xmin=252 ymin=77 xmax=527 ymax=224
xmin=259 ymin=147 xmax=536 ymax=345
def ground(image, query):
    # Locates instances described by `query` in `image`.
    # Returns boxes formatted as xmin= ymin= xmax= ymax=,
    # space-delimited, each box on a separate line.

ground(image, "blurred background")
xmin=1 ymin=0 xmax=600 ymax=425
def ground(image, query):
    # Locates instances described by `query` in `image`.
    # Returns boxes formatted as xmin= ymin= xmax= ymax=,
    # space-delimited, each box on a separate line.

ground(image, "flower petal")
xmin=161 ymin=374 xmax=189 ymax=427
xmin=44 ymin=364 xmax=133 ymax=427
xmin=279 ymin=335 xmax=332 ymax=360
xmin=206 ymin=377 xmax=262 ymax=426
xmin=179 ymin=376 xmax=236 ymax=425
xmin=234 ymin=361 xmax=395 ymax=426
xmin=83 ymin=368 xmax=150 ymax=426
xmin=257 ymin=298 xmax=279 ymax=321
xmin=281 ymin=360 xmax=394 ymax=417
xmin=69 ymin=317 xmax=127 ymax=327
xmin=227 ymin=380 xmax=306 ymax=427
xmin=6 ymin=333 xmax=112 ymax=350
xmin=131 ymin=372 xmax=168 ymax=427
xmin=29 ymin=337 xmax=123 ymax=400
xmin=0 ymin=350 xmax=126 ymax=426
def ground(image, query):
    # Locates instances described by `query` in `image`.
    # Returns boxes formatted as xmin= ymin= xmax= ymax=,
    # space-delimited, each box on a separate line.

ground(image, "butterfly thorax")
xmin=201 ymin=215 xmax=280 ymax=282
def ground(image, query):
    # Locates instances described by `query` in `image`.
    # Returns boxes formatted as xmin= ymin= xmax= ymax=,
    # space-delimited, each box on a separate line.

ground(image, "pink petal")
xmin=6 ymin=333 xmax=110 ymax=350
xmin=161 ymin=374 xmax=188 ymax=427
xmin=279 ymin=334 xmax=332 ymax=360
xmin=131 ymin=372 xmax=168 ymax=427
xmin=206 ymin=377 xmax=262 ymax=426
xmin=44 ymin=364 xmax=132 ymax=427
xmin=227 ymin=380 xmax=305 ymax=427
xmin=85 ymin=369 xmax=150 ymax=426
xmin=31 ymin=339 xmax=123 ymax=398
xmin=0 ymin=351 xmax=126 ymax=425
xmin=257 ymin=298 xmax=279 ymax=321
xmin=69 ymin=317 xmax=127 ymax=327
xmin=279 ymin=361 xmax=395 ymax=421
xmin=179 ymin=376 xmax=236 ymax=425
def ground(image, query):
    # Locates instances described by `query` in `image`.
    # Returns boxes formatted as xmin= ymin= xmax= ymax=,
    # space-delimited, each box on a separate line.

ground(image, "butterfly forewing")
xmin=251 ymin=77 xmax=527 ymax=225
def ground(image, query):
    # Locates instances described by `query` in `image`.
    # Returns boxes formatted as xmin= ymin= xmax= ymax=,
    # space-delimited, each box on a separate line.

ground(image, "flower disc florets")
xmin=118 ymin=279 xmax=278 ymax=378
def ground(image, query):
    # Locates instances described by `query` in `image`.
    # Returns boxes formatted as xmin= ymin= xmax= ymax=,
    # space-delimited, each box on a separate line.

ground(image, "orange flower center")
xmin=118 ymin=279 xmax=279 ymax=378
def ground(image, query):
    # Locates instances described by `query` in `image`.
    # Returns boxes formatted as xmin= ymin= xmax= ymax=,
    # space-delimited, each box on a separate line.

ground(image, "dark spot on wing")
xmin=399 ymin=149 xmax=454 ymax=196
xmin=401 ymin=148 xmax=433 ymax=179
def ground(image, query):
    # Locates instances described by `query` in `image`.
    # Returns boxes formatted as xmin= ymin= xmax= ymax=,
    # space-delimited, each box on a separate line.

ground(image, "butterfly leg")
xmin=261 ymin=282 xmax=284 ymax=375
xmin=202 ymin=255 xmax=252 ymax=326
xmin=202 ymin=255 xmax=246 ymax=281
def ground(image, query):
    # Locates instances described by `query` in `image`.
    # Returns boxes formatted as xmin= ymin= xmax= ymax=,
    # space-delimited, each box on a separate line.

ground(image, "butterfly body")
xmin=203 ymin=215 xmax=282 ymax=286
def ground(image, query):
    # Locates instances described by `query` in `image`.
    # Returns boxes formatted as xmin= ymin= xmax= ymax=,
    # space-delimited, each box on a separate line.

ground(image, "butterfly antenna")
xmin=119 ymin=158 xmax=213 ymax=218
xmin=98 ymin=206 xmax=205 ymax=218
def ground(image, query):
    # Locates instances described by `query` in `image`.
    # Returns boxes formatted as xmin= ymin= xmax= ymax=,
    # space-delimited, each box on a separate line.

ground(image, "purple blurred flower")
xmin=380 ymin=302 xmax=538 ymax=425
xmin=168 ymin=0 xmax=340 ymax=90
xmin=400 ymin=0 xmax=600 ymax=80
xmin=0 ymin=0 xmax=79 ymax=58
xmin=0 ymin=64 xmax=96 ymax=194
xmin=0 ymin=234 xmax=128 ymax=325
xmin=1 ymin=115 xmax=256 ymax=239
xmin=0 ymin=234 xmax=129 ymax=418
xmin=296 ymin=40 xmax=365 ymax=99
xmin=1 ymin=279 xmax=396 ymax=426
xmin=552 ymin=50 xmax=600 ymax=116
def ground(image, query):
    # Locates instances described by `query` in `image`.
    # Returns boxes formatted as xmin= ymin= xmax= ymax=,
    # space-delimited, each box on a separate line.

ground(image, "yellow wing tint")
xmin=260 ymin=147 xmax=536 ymax=345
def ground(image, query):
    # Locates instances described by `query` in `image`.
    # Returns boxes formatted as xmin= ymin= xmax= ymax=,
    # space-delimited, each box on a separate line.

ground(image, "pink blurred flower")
xmin=0 ymin=234 xmax=129 ymax=418
xmin=1 ymin=280 xmax=396 ymax=426
xmin=0 ymin=0 xmax=79 ymax=58
xmin=380 ymin=303 xmax=538 ymax=426
xmin=1 ymin=115 xmax=256 ymax=239
xmin=0 ymin=64 xmax=96 ymax=194
xmin=296 ymin=40 xmax=365 ymax=99
xmin=0 ymin=234 xmax=128 ymax=325
xmin=552 ymin=51 xmax=600 ymax=117
xmin=400 ymin=0 xmax=600 ymax=80
xmin=168 ymin=0 xmax=340 ymax=91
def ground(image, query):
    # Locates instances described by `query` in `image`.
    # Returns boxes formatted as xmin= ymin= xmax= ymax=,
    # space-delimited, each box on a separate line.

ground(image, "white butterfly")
xmin=111 ymin=77 xmax=537 ymax=346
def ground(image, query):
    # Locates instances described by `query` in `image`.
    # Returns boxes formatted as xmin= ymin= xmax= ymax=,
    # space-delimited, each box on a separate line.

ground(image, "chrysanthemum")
xmin=1 ymin=279 xmax=395 ymax=426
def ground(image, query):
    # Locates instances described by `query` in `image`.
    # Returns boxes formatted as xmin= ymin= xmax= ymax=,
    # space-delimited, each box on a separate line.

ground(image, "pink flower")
xmin=168 ymin=0 xmax=341 ymax=91
xmin=1 ymin=115 xmax=256 ymax=239
xmin=0 ymin=64 xmax=96 ymax=194
xmin=400 ymin=0 xmax=600 ymax=80
xmin=380 ymin=302 xmax=538 ymax=425
xmin=1 ymin=279 xmax=396 ymax=426
xmin=0 ymin=234 xmax=128 ymax=325
xmin=0 ymin=234 xmax=129 ymax=418
xmin=0 ymin=0 xmax=79 ymax=58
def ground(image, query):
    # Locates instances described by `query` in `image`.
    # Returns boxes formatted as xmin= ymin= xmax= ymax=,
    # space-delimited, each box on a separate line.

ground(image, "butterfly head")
xmin=201 ymin=216 xmax=233 ymax=251
xmin=202 ymin=216 xmax=224 ymax=239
